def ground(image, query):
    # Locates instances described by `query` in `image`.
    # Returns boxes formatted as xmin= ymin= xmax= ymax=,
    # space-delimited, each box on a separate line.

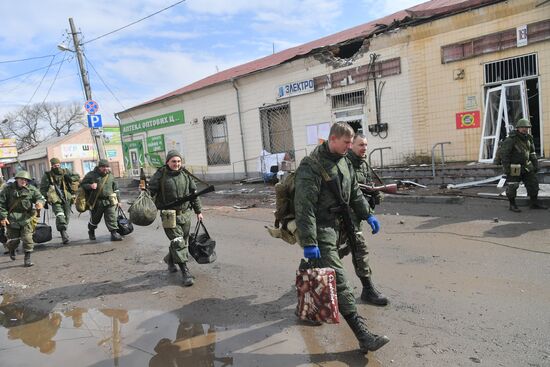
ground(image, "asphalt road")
xmin=0 ymin=197 xmax=548 ymax=366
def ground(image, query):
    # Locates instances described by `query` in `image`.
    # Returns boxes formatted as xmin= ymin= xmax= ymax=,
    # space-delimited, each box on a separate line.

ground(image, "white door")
xmin=479 ymin=81 xmax=528 ymax=162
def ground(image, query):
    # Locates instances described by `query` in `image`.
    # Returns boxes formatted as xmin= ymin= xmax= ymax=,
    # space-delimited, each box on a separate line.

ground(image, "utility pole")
xmin=68 ymin=17 xmax=106 ymax=160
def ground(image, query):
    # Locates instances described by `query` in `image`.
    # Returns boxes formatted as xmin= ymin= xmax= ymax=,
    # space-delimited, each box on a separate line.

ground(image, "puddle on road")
xmin=0 ymin=294 xmax=380 ymax=367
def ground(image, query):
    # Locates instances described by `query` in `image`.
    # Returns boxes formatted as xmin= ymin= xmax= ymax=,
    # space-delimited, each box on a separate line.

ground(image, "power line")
xmin=41 ymin=52 xmax=67 ymax=104
xmin=27 ymin=55 xmax=56 ymax=104
xmin=0 ymin=54 xmax=57 ymax=64
xmin=81 ymin=0 xmax=187 ymax=45
xmin=0 ymin=59 xmax=66 ymax=84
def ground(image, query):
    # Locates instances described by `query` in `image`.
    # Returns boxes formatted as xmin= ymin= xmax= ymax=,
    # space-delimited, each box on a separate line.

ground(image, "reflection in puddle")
xmin=0 ymin=294 xmax=372 ymax=367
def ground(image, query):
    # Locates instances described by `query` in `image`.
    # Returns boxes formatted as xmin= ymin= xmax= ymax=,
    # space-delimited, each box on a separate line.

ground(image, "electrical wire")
xmin=0 ymin=54 xmax=57 ymax=64
xmin=81 ymin=0 xmax=187 ymax=45
xmin=26 ymin=55 xmax=56 ymax=104
xmin=41 ymin=52 xmax=67 ymax=104
xmin=0 ymin=59 xmax=65 ymax=84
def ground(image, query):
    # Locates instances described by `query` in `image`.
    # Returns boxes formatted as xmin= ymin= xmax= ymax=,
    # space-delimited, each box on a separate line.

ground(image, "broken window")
xmin=260 ymin=103 xmax=294 ymax=155
xmin=203 ymin=115 xmax=230 ymax=165
xmin=484 ymin=54 xmax=537 ymax=84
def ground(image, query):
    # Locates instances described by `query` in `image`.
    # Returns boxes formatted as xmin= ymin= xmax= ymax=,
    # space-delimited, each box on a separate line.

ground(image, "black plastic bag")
xmin=117 ymin=207 xmax=134 ymax=236
xmin=33 ymin=210 xmax=52 ymax=244
xmin=188 ymin=220 xmax=216 ymax=264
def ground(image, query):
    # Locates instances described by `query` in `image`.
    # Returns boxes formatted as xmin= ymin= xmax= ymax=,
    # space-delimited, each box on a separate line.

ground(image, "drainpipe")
xmin=114 ymin=113 xmax=127 ymax=177
xmin=231 ymin=78 xmax=248 ymax=177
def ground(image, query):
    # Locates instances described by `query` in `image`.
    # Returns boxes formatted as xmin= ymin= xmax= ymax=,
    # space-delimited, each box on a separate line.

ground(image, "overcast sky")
xmin=0 ymin=0 xmax=426 ymax=124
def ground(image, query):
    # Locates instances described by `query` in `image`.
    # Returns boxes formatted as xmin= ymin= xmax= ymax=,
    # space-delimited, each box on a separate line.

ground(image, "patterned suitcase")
xmin=295 ymin=260 xmax=339 ymax=324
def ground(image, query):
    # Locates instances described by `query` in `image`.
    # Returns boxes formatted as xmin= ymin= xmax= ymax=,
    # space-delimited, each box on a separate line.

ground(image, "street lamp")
xmin=57 ymin=43 xmax=74 ymax=52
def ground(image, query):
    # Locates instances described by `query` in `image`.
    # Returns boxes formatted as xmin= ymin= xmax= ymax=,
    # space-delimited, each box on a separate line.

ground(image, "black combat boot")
xmin=110 ymin=230 xmax=123 ymax=241
xmin=529 ymin=196 xmax=548 ymax=210
xmin=360 ymin=277 xmax=389 ymax=306
xmin=508 ymin=197 xmax=521 ymax=212
xmin=9 ymin=248 xmax=16 ymax=261
xmin=60 ymin=230 xmax=70 ymax=244
xmin=88 ymin=224 xmax=97 ymax=240
xmin=24 ymin=252 xmax=34 ymax=267
xmin=164 ymin=255 xmax=178 ymax=273
xmin=344 ymin=313 xmax=389 ymax=353
xmin=178 ymin=263 xmax=195 ymax=287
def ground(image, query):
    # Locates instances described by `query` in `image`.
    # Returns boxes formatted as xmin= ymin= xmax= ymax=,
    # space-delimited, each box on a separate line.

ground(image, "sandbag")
xmin=116 ymin=207 xmax=134 ymax=236
xmin=129 ymin=190 xmax=157 ymax=226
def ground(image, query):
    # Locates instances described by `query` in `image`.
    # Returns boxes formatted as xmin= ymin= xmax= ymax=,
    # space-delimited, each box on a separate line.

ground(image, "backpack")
xmin=266 ymin=171 xmax=299 ymax=245
xmin=75 ymin=186 xmax=87 ymax=213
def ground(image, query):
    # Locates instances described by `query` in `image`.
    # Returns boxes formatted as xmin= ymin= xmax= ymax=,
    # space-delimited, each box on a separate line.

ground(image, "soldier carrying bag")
xmin=188 ymin=220 xmax=217 ymax=264
xmin=116 ymin=207 xmax=134 ymax=236
xmin=33 ymin=209 xmax=52 ymax=244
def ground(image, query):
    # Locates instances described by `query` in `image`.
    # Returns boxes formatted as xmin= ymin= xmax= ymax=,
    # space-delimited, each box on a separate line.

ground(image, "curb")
xmin=384 ymin=194 xmax=465 ymax=204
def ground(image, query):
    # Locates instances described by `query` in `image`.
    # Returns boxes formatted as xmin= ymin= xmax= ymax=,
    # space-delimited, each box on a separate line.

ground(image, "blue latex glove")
xmin=367 ymin=215 xmax=380 ymax=234
xmin=303 ymin=245 xmax=321 ymax=259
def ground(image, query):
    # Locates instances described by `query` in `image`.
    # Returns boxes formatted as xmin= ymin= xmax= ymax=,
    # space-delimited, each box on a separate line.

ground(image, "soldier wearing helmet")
xmin=500 ymin=118 xmax=547 ymax=212
xmin=0 ymin=170 xmax=45 ymax=267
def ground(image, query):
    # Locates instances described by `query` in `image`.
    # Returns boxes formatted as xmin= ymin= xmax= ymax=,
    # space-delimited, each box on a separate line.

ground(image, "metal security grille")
xmin=331 ymin=90 xmax=365 ymax=109
xmin=260 ymin=103 xmax=294 ymax=154
xmin=484 ymin=54 xmax=537 ymax=84
xmin=203 ymin=115 xmax=230 ymax=165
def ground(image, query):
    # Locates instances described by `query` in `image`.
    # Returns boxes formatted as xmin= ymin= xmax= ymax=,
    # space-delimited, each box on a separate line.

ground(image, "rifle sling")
xmin=90 ymin=175 xmax=109 ymax=210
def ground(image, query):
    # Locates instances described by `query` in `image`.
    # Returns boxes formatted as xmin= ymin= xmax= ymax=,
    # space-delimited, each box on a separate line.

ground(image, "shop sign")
xmin=106 ymin=150 xmax=117 ymax=158
xmin=61 ymin=144 xmax=95 ymax=159
xmin=122 ymin=140 xmax=145 ymax=168
xmin=277 ymin=79 xmax=315 ymax=99
xmin=103 ymin=127 xmax=122 ymax=145
xmin=456 ymin=111 xmax=480 ymax=129
xmin=121 ymin=111 xmax=184 ymax=136
xmin=147 ymin=153 xmax=164 ymax=168
xmin=146 ymin=135 xmax=165 ymax=153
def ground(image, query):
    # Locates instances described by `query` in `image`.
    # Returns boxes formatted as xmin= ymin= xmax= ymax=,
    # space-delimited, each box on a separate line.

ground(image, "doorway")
xmin=479 ymin=81 xmax=534 ymax=162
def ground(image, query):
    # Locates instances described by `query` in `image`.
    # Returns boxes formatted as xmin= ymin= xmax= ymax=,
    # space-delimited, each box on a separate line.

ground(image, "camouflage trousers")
xmin=163 ymin=211 xmax=192 ymax=265
xmin=506 ymin=171 xmax=539 ymax=199
xmin=6 ymin=221 xmax=35 ymax=253
xmin=351 ymin=229 xmax=372 ymax=279
xmin=89 ymin=201 xmax=118 ymax=232
xmin=311 ymin=235 xmax=357 ymax=316
xmin=51 ymin=201 xmax=71 ymax=232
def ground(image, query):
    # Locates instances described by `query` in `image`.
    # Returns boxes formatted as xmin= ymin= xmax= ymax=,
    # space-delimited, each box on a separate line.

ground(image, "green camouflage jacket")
xmin=81 ymin=167 xmax=119 ymax=206
xmin=500 ymin=131 xmax=538 ymax=174
xmin=148 ymin=166 xmax=202 ymax=214
xmin=39 ymin=168 xmax=80 ymax=203
xmin=346 ymin=150 xmax=374 ymax=185
xmin=294 ymin=142 xmax=373 ymax=247
xmin=0 ymin=183 xmax=45 ymax=228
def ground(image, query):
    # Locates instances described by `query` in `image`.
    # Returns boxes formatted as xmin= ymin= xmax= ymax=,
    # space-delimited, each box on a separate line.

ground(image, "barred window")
xmin=203 ymin=115 xmax=230 ymax=165
xmin=331 ymin=90 xmax=365 ymax=109
xmin=260 ymin=103 xmax=294 ymax=155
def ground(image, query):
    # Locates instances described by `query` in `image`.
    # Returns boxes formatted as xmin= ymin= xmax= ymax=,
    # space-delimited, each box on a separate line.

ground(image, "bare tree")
xmin=5 ymin=105 xmax=43 ymax=152
xmin=40 ymin=101 xmax=85 ymax=137
xmin=3 ymin=101 xmax=85 ymax=152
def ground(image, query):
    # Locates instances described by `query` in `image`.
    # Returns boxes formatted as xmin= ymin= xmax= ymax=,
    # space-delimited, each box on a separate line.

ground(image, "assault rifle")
xmin=358 ymin=183 xmax=397 ymax=195
xmin=157 ymin=185 xmax=215 ymax=210
xmin=326 ymin=175 xmax=359 ymax=251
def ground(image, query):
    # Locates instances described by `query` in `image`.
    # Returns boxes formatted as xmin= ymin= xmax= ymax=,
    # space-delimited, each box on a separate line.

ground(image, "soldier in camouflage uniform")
xmin=39 ymin=158 xmax=80 ymax=244
xmin=0 ymin=170 xmax=45 ymax=267
xmin=149 ymin=150 xmax=203 ymax=287
xmin=294 ymin=122 xmax=389 ymax=353
xmin=345 ymin=134 xmax=389 ymax=306
xmin=81 ymin=159 xmax=123 ymax=241
xmin=501 ymin=118 xmax=547 ymax=212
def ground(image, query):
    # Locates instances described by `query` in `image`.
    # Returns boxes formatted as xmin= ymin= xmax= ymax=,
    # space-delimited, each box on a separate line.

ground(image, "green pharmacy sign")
xmin=147 ymin=153 xmax=164 ymax=168
xmin=147 ymin=135 xmax=165 ymax=153
xmin=121 ymin=111 xmax=184 ymax=136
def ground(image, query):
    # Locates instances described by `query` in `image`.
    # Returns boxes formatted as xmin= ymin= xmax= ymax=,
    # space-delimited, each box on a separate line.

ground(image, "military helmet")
xmin=516 ymin=118 xmax=532 ymax=128
xmin=14 ymin=170 xmax=32 ymax=180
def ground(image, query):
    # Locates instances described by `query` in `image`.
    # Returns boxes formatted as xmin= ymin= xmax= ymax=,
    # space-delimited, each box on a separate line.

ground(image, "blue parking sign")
xmin=87 ymin=114 xmax=103 ymax=128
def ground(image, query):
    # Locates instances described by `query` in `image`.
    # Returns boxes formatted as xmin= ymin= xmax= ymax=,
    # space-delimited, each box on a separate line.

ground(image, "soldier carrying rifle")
xmin=344 ymin=133 xmax=389 ymax=306
xmin=39 ymin=158 xmax=80 ymax=244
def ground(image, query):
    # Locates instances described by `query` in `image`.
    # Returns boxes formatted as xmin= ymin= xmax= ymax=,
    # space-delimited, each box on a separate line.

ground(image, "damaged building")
xmin=116 ymin=0 xmax=550 ymax=180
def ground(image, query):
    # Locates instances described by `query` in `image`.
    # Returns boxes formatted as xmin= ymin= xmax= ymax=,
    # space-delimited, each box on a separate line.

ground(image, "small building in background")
xmin=12 ymin=126 xmax=124 ymax=182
